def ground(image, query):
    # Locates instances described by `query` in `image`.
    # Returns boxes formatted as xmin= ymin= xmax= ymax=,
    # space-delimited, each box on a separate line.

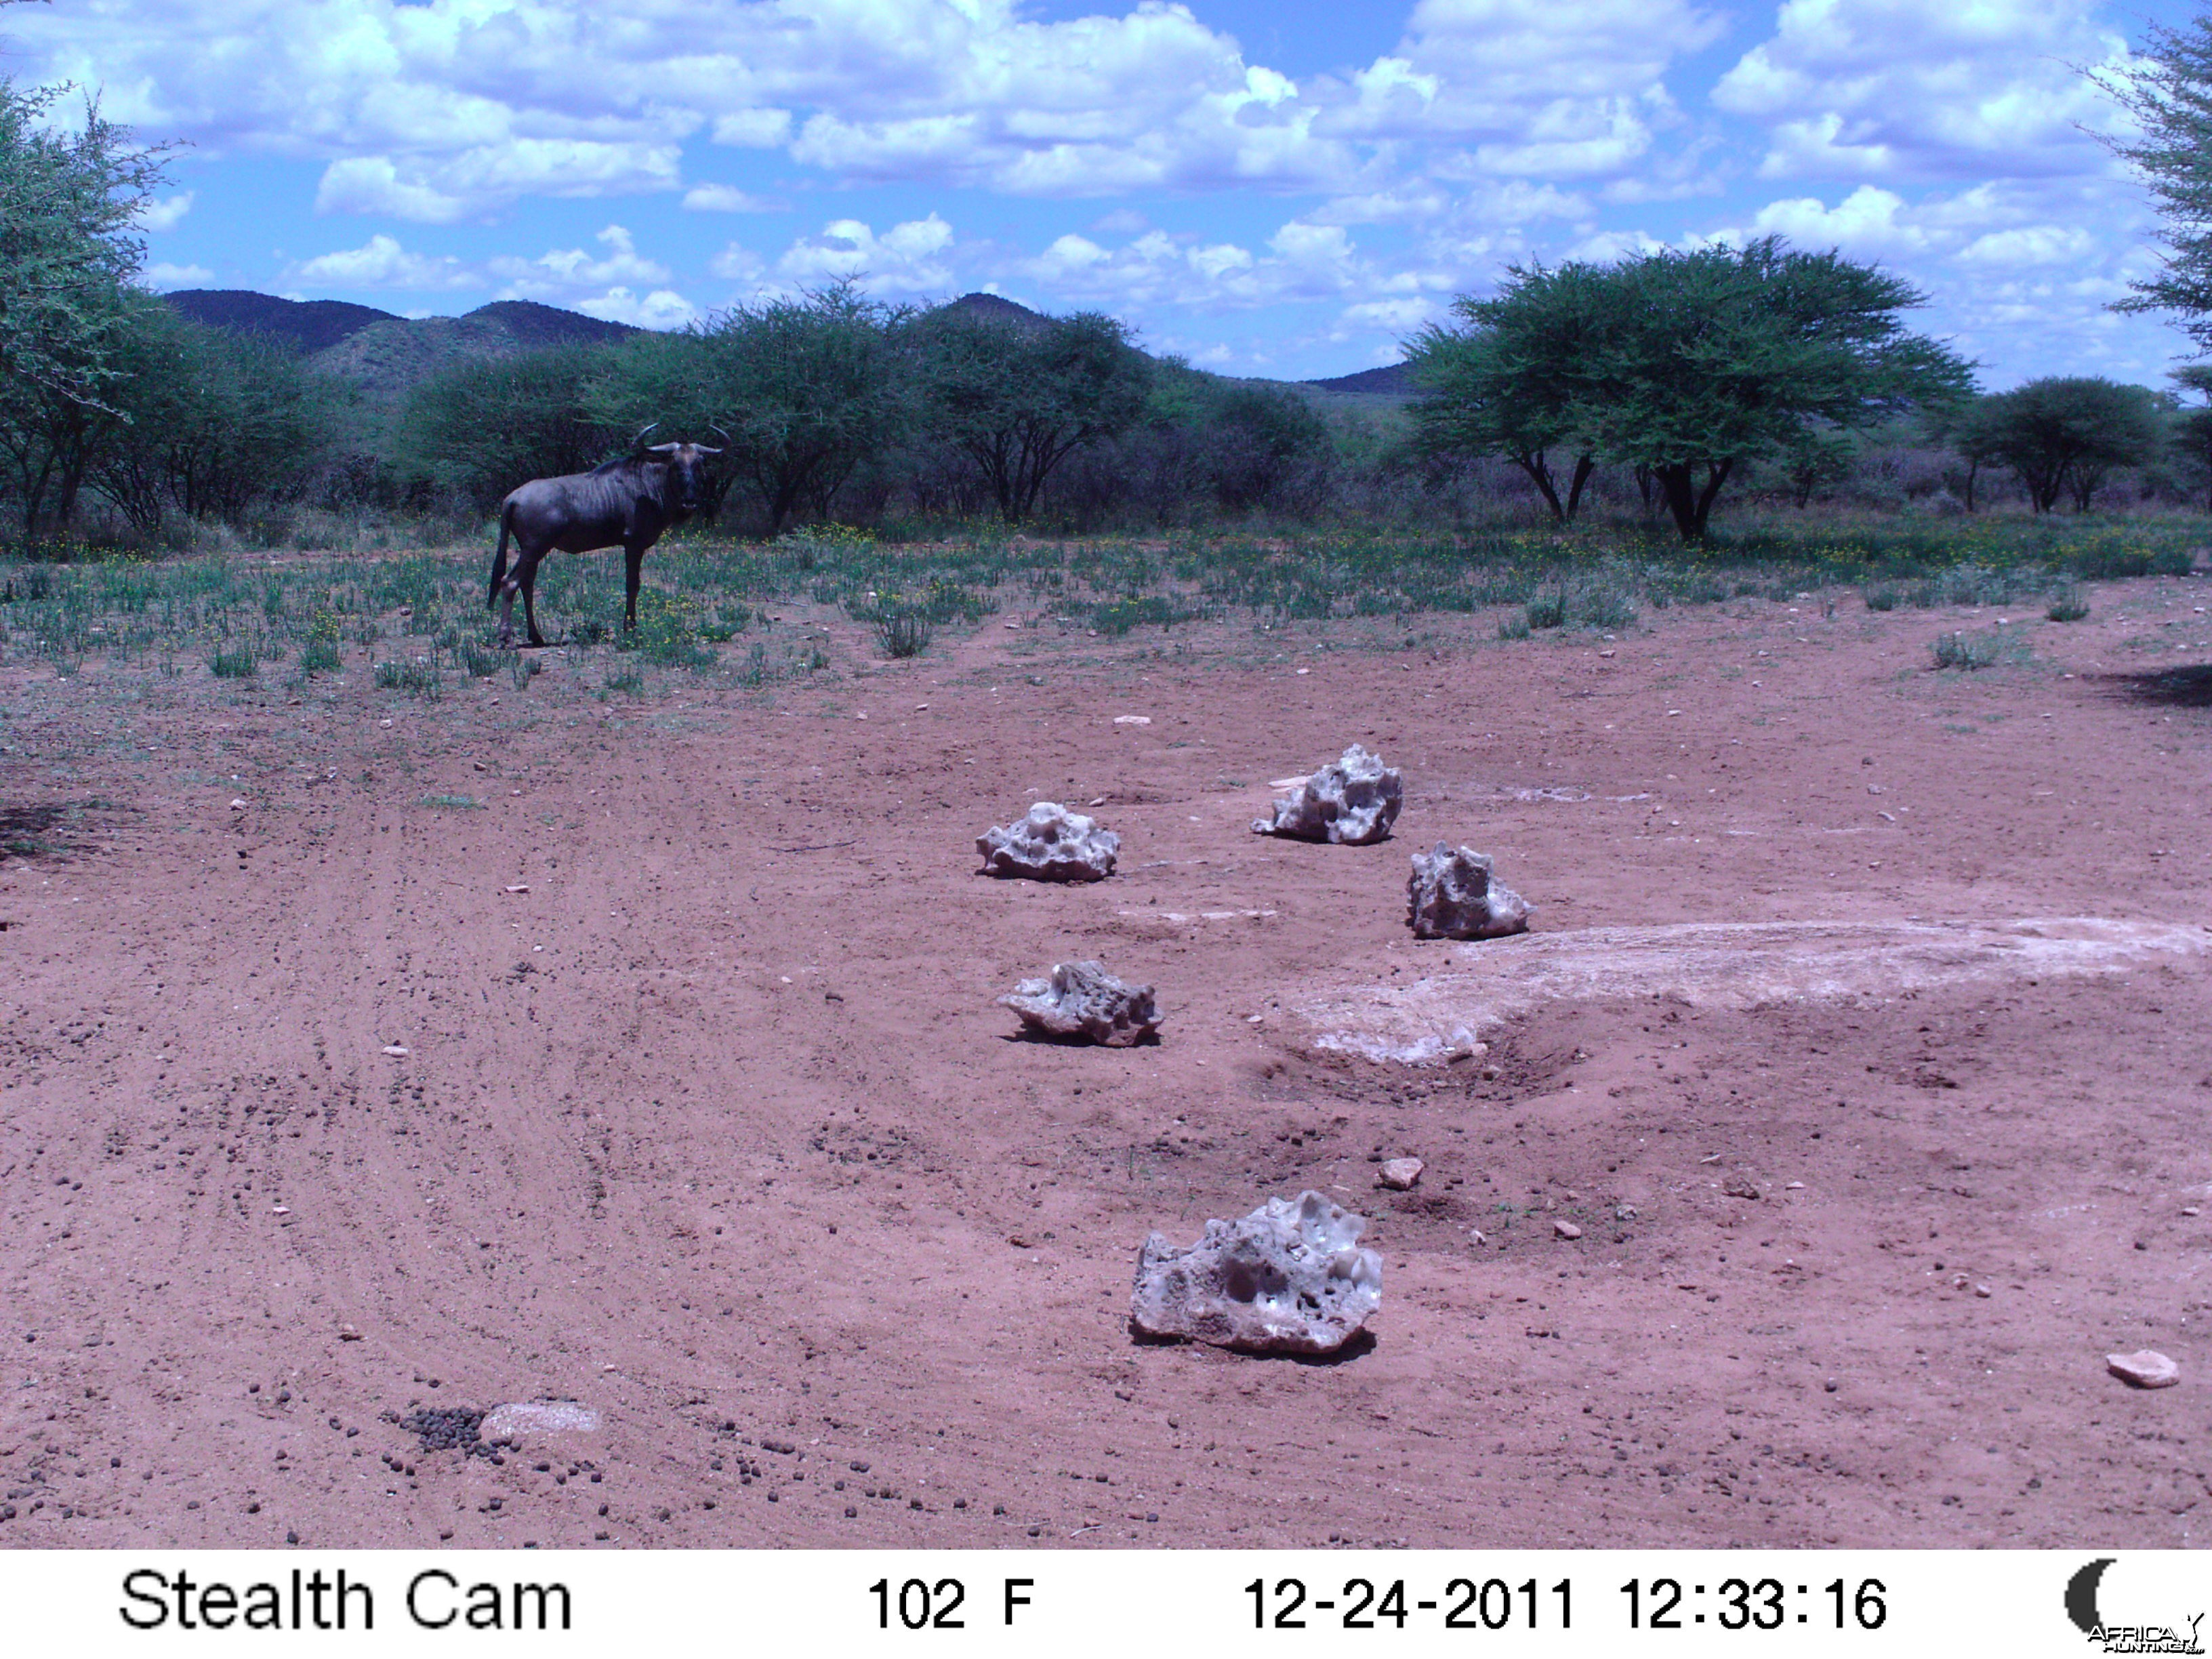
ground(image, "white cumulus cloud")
xmin=134 ymin=192 xmax=194 ymax=232
xmin=775 ymin=215 xmax=958 ymax=295
xmin=292 ymin=233 xmax=471 ymax=290
xmin=138 ymin=261 xmax=214 ymax=289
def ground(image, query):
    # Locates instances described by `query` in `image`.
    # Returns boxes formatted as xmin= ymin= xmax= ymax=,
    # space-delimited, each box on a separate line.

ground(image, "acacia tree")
xmin=86 ymin=305 xmax=335 ymax=533
xmin=0 ymin=77 xmax=168 ymax=535
xmin=2095 ymin=18 xmax=2212 ymax=349
xmin=593 ymin=282 xmax=907 ymax=533
xmin=400 ymin=344 xmax=616 ymax=516
xmin=1406 ymin=261 xmax=1610 ymax=523
xmin=911 ymin=306 xmax=1150 ymax=523
xmin=1417 ymin=239 xmax=1971 ymax=539
xmin=1975 ymin=377 xmax=2163 ymax=512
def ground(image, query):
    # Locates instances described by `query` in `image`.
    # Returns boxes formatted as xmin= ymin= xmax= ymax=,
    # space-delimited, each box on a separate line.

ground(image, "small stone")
xmin=1113 ymin=715 xmax=1151 ymax=725
xmin=1554 ymin=1220 xmax=1582 ymax=1240
xmin=1130 ymin=1191 xmax=1382 ymax=1355
xmin=381 ymin=1044 xmax=409 ymax=1057
xmin=504 ymin=884 xmax=529 ymax=894
xmin=479 ymin=1401 xmax=604 ymax=1443
xmin=1377 ymin=1158 xmax=1424 ymax=1191
xmin=1723 ymin=1176 xmax=1761 ymax=1201
xmin=1406 ymin=844 xmax=1530 ymax=940
xmin=337 ymin=1324 xmax=362 ymax=1342
xmin=1974 ymin=1284 xmax=1992 ymax=1298
xmin=1000 ymin=961 xmax=1158 ymax=1046
xmin=229 ymin=798 xmax=247 ymax=811
xmin=2107 ymin=1350 xmax=2182 ymax=1389
xmin=1467 ymin=1228 xmax=1487 ymax=1245
xmin=1253 ymin=745 xmax=1402 ymax=844
xmin=977 ymin=802 xmax=1119 ymax=882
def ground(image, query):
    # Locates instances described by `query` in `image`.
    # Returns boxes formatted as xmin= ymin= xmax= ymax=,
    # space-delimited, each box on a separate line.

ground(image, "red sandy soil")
xmin=5 ymin=566 xmax=2212 ymax=1550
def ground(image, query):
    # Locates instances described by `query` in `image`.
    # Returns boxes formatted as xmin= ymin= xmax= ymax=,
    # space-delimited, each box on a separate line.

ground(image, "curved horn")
xmin=693 ymin=422 xmax=729 ymax=456
xmin=632 ymin=422 xmax=659 ymax=451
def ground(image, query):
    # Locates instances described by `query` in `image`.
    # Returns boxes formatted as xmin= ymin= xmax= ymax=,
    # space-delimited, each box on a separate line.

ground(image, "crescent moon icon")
xmin=2066 ymin=1557 xmax=2115 ymax=1635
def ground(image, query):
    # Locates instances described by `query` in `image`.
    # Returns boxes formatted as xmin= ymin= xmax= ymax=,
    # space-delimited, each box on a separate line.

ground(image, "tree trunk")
xmin=1510 ymin=452 xmax=1565 ymax=523
xmin=1653 ymin=459 xmax=1735 ymax=540
xmin=1654 ymin=463 xmax=1701 ymax=540
xmin=1564 ymin=454 xmax=1595 ymax=522
xmin=1963 ymin=456 xmax=1978 ymax=514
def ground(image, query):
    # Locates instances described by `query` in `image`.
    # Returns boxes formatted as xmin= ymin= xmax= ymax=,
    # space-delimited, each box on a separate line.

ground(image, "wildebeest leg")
xmin=623 ymin=542 xmax=645 ymax=632
xmin=498 ymin=548 xmax=546 ymax=648
xmin=520 ymin=556 xmax=548 ymax=648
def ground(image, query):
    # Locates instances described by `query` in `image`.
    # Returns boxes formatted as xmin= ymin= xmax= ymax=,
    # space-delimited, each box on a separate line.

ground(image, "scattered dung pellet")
xmin=953 ymin=1498 xmax=966 ymax=1509
xmin=834 ymin=1480 xmax=845 ymax=1492
xmin=285 ymin=1531 xmax=299 ymax=1545
xmin=993 ymin=1504 xmax=1006 ymax=1516
xmin=848 ymin=1460 xmax=869 ymax=1473
xmin=909 ymin=1498 xmax=922 ymax=1511
xmin=844 ymin=1505 xmax=857 ymax=1519
xmin=597 ymin=1505 xmax=608 ymax=1517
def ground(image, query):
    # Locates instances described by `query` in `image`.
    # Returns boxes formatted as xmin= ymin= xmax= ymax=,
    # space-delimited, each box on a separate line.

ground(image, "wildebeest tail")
xmin=487 ymin=501 xmax=513 ymax=609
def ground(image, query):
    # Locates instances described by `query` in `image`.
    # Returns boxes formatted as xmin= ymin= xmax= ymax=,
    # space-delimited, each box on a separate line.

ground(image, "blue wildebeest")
xmin=485 ymin=426 xmax=722 ymax=647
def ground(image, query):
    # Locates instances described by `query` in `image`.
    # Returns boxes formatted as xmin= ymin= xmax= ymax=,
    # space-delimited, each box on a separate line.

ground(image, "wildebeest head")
xmin=640 ymin=429 xmax=722 ymax=516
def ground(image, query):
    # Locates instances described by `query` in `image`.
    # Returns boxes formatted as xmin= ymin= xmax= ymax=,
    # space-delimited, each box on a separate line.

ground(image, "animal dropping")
xmin=977 ymin=802 xmax=1120 ymax=882
xmin=1407 ymin=844 xmax=1532 ymax=940
xmin=1252 ymin=745 xmax=1402 ymax=844
xmin=1130 ymin=1191 xmax=1382 ymax=1355
xmin=1000 ymin=961 xmax=1159 ymax=1046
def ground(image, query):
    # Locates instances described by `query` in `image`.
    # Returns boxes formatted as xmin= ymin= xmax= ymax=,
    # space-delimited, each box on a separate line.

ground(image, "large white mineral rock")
xmin=1407 ymin=844 xmax=1532 ymax=940
xmin=1000 ymin=961 xmax=1159 ymax=1046
xmin=977 ymin=801 xmax=1120 ymax=881
xmin=1252 ymin=745 xmax=1402 ymax=844
xmin=1130 ymin=1191 xmax=1382 ymax=1355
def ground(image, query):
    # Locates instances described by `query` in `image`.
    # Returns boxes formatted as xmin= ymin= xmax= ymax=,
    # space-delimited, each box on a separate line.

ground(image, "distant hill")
xmin=307 ymin=304 xmax=641 ymax=407
xmin=1300 ymin=362 xmax=1414 ymax=399
xmin=163 ymin=291 xmax=643 ymax=407
xmin=941 ymin=291 xmax=1053 ymax=334
xmin=163 ymin=286 xmax=1412 ymax=419
xmin=163 ymin=289 xmax=401 ymax=354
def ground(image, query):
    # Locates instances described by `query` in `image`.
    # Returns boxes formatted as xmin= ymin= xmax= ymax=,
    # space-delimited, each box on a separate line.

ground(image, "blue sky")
xmin=5 ymin=0 xmax=2198 ymax=385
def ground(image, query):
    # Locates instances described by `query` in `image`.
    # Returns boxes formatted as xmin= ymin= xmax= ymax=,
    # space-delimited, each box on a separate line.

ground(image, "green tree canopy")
xmin=0 ymin=77 xmax=169 ymax=534
xmin=592 ymin=282 xmax=907 ymax=534
xmin=909 ymin=306 xmax=1150 ymax=523
xmin=1411 ymin=237 xmax=1972 ymax=539
xmin=1975 ymin=377 xmax=2165 ymax=513
xmin=2095 ymin=18 xmax=2212 ymax=349
xmin=399 ymin=344 xmax=618 ymax=516
xmin=1406 ymin=260 xmax=1610 ymax=523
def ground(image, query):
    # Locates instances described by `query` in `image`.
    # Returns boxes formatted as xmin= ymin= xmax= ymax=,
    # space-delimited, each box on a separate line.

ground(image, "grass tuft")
xmin=1932 ymin=630 xmax=2002 ymax=670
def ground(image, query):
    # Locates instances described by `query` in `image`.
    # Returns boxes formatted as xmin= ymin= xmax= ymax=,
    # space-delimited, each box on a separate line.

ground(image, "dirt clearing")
xmin=4 ymin=560 xmax=2211 ymax=1549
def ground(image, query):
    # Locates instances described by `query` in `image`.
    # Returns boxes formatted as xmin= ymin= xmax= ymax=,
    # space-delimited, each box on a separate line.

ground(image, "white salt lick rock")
xmin=1130 ymin=1191 xmax=1382 ymax=1355
xmin=977 ymin=802 xmax=1120 ymax=882
xmin=1252 ymin=745 xmax=1403 ymax=845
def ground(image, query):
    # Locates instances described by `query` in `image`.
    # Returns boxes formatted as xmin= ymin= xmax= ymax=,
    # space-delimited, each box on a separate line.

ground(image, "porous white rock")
xmin=1000 ymin=961 xmax=1159 ymax=1046
xmin=1130 ymin=1191 xmax=1382 ymax=1355
xmin=1252 ymin=745 xmax=1402 ymax=845
xmin=977 ymin=801 xmax=1119 ymax=882
xmin=1407 ymin=844 xmax=1531 ymax=940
